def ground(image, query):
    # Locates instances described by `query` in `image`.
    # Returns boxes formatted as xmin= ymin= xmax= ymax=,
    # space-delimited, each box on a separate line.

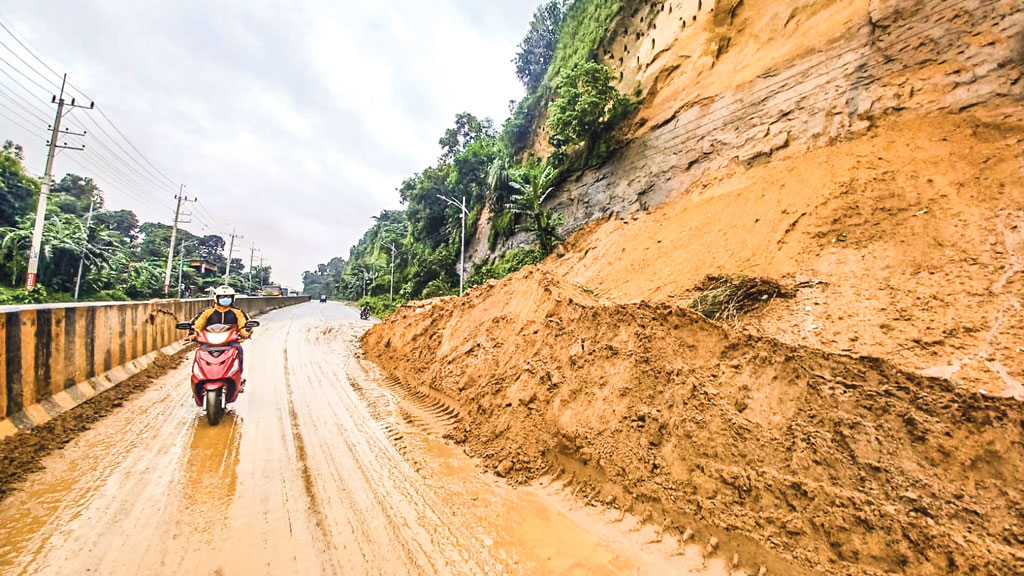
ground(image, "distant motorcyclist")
xmin=360 ymin=304 xmax=371 ymax=320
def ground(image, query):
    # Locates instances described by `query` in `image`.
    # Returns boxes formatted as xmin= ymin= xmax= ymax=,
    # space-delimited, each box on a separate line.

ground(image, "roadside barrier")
xmin=0 ymin=296 xmax=307 ymax=439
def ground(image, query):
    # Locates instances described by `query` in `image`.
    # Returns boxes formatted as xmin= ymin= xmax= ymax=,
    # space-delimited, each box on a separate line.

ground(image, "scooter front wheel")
xmin=206 ymin=388 xmax=223 ymax=426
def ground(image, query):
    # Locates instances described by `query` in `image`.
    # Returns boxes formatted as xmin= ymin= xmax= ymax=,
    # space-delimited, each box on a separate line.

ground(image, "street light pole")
xmin=384 ymin=241 xmax=397 ymax=303
xmin=177 ymin=238 xmax=194 ymax=299
xmin=437 ymin=194 xmax=468 ymax=295
xmin=73 ymin=195 xmax=95 ymax=300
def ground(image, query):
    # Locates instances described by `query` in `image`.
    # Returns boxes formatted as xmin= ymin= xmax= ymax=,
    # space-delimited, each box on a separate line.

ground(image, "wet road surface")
xmin=0 ymin=303 xmax=738 ymax=576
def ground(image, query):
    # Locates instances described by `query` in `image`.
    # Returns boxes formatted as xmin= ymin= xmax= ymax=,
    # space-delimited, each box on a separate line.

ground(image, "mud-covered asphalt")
xmin=0 ymin=302 xmax=731 ymax=576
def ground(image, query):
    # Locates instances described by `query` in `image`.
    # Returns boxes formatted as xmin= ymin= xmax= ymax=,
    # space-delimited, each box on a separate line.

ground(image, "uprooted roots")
xmin=688 ymin=274 xmax=793 ymax=322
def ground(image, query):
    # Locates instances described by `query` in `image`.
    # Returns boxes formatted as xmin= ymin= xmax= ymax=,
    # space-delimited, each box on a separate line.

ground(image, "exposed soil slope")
xmin=547 ymin=111 xmax=1024 ymax=397
xmin=363 ymin=268 xmax=1024 ymax=575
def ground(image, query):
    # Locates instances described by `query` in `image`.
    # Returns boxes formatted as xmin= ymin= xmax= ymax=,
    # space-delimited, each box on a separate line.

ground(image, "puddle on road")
xmin=178 ymin=413 xmax=244 ymax=532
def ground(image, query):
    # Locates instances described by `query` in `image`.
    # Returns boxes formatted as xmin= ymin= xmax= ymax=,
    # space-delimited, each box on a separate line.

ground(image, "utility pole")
xmin=73 ymin=194 xmax=96 ymax=300
xmin=26 ymin=74 xmax=93 ymax=290
xmin=258 ymin=254 xmax=265 ymax=289
xmin=247 ymin=243 xmax=259 ymax=295
xmin=437 ymin=194 xmax=468 ymax=295
xmin=223 ymin=228 xmax=242 ymax=284
xmin=162 ymin=186 xmax=194 ymax=295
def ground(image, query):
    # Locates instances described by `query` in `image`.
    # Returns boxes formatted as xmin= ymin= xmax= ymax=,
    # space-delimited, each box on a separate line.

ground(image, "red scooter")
xmin=176 ymin=320 xmax=259 ymax=425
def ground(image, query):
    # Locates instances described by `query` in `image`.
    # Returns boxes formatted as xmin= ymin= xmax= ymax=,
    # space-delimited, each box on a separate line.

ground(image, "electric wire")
xmin=0 ymin=38 xmax=61 ymax=92
xmin=0 ymin=83 xmax=47 ymax=122
xmin=0 ymin=99 xmax=44 ymax=128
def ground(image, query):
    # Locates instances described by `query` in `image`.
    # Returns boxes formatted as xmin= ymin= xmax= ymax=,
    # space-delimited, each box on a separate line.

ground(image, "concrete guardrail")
xmin=0 ymin=295 xmax=307 ymax=439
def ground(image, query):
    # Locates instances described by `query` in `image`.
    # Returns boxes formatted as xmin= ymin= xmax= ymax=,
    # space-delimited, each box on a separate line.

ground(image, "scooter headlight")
xmin=205 ymin=331 xmax=231 ymax=345
xmin=192 ymin=362 xmax=203 ymax=378
xmin=231 ymin=358 xmax=241 ymax=374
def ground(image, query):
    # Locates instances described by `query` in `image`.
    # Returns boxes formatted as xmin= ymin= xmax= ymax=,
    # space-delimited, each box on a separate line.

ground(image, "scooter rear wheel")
xmin=206 ymin=388 xmax=222 ymax=426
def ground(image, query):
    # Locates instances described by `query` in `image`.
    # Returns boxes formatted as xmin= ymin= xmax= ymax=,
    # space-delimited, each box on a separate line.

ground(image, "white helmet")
xmin=213 ymin=285 xmax=235 ymax=306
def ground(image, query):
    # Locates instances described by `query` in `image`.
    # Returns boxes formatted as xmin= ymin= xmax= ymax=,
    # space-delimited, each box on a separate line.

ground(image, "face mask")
xmin=217 ymin=297 xmax=233 ymax=307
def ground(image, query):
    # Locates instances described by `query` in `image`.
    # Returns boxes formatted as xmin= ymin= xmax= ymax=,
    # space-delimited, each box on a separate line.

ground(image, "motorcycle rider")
xmin=191 ymin=286 xmax=253 ymax=376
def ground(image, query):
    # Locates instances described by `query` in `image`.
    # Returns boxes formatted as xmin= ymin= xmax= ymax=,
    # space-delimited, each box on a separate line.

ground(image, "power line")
xmin=0 ymin=99 xmax=45 ymax=128
xmin=0 ymin=107 xmax=37 ymax=135
xmin=0 ymin=18 xmax=183 ymax=207
xmin=0 ymin=38 xmax=61 ymax=92
xmin=0 ymin=53 xmax=53 ymax=94
xmin=94 ymin=106 xmax=177 ymax=187
xmin=0 ymin=83 xmax=48 ymax=122
xmin=75 ymin=112 xmax=178 ymax=193
xmin=0 ymin=63 xmax=52 ymax=112
xmin=62 ymin=153 xmax=173 ymax=216
xmin=75 ymin=148 xmax=176 ymax=211
xmin=0 ymin=18 xmax=90 ymax=102
xmin=76 ymin=121 xmax=179 ymax=196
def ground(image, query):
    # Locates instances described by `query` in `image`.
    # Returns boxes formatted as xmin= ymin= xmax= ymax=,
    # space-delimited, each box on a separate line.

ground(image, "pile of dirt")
xmin=0 ymin=349 xmax=189 ymax=502
xmin=546 ymin=111 xmax=1024 ymax=398
xmin=363 ymin=267 xmax=1024 ymax=575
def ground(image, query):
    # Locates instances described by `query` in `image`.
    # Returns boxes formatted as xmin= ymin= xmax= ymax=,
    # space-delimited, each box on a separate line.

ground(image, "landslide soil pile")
xmin=547 ymin=111 xmax=1024 ymax=397
xmin=363 ymin=268 xmax=1024 ymax=576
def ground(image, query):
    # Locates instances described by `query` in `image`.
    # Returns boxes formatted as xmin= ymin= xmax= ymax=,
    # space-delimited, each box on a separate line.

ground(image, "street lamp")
xmin=437 ymin=194 xmax=468 ymax=295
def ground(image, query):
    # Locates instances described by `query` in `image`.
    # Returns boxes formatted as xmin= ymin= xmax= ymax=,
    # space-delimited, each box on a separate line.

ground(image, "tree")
xmin=197 ymin=234 xmax=226 ymax=265
xmin=0 ymin=147 xmax=39 ymax=227
xmin=2 ymin=140 xmax=24 ymax=160
xmin=93 ymin=209 xmax=140 ymax=241
xmin=508 ymin=163 xmax=562 ymax=254
xmin=0 ymin=209 xmax=120 ymax=291
xmin=547 ymin=61 xmax=637 ymax=147
xmin=438 ymin=113 xmax=494 ymax=163
xmin=514 ymin=0 xmax=569 ymax=92
xmin=51 ymin=174 xmax=102 ymax=217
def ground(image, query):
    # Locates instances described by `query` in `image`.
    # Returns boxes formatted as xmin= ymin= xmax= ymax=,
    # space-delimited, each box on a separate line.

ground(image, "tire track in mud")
xmin=294 ymin=324 xmax=492 ymax=576
xmin=282 ymin=342 xmax=341 ymax=576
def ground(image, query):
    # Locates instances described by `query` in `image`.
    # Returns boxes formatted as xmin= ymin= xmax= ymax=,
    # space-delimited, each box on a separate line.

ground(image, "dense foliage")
xmin=514 ymin=0 xmax=570 ymax=93
xmin=547 ymin=61 xmax=637 ymax=147
xmin=0 ymin=143 xmax=272 ymax=304
xmin=304 ymin=0 xmax=637 ymax=315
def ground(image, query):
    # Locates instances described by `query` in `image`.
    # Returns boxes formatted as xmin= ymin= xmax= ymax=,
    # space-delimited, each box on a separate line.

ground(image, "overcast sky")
xmin=0 ymin=1 xmax=539 ymax=288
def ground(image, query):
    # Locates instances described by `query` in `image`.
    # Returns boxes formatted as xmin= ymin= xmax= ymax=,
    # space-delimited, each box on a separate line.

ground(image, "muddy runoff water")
xmin=0 ymin=302 xmax=738 ymax=576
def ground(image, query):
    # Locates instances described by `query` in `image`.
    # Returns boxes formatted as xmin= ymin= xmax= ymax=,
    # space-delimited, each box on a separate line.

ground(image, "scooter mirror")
xmin=175 ymin=322 xmax=192 ymax=330
xmin=245 ymin=320 xmax=260 ymax=329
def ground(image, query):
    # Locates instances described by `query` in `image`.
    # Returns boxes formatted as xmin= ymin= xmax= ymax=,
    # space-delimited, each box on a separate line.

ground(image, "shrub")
xmin=89 ymin=289 xmax=130 ymax=302
xmin=547 ymin=61 xmax=637 ymax=147
xmin=358 ymin=294 xmax=405 ymax=318
xmin=468 ymin=248 xmax=545 ymax=288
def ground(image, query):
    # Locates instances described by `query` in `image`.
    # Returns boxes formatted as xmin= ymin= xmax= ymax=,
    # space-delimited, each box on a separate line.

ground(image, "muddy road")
xmin=0 ymin=303 xmax=733 ymax=576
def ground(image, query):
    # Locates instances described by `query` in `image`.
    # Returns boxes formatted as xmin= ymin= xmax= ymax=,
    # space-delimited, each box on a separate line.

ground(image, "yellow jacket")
xmin=193 ymin=305 xmax=251 ymax=334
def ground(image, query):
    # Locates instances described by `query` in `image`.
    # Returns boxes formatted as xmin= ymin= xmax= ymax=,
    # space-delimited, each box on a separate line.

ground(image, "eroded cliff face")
xmin=468 ymin=0 xmax=1023 ymax=261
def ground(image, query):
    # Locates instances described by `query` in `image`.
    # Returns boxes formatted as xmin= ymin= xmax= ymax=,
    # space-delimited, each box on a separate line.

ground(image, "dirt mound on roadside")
xmin=362 ymin=267 xmax=1024 ymax=575
xmin=545 ymin=112 xmax=1024 ymax=398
